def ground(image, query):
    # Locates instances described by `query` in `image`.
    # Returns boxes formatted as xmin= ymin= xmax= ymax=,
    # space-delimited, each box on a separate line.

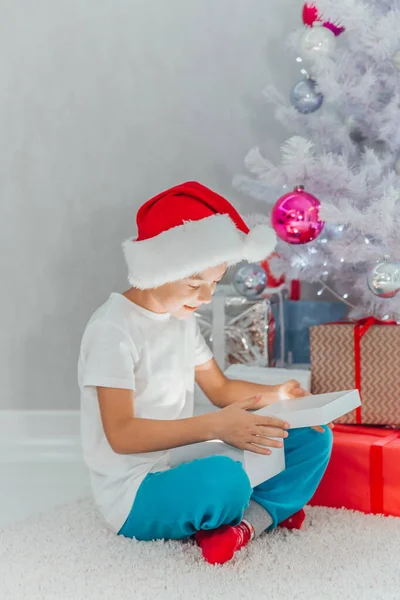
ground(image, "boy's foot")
xmin=194 ymin=521 xmax=253 ymax=565
xmin=278 ymin=508 xmax=306 ymax=530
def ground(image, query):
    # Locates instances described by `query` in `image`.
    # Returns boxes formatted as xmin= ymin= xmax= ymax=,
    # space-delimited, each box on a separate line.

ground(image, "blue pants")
xmin=119 ymin=426 xmax=332 ymax=540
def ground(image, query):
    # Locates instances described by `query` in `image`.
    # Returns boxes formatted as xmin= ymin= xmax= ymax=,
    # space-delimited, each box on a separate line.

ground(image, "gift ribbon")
xmin=370 ymin=432 xmax=400 ymax=514
xmin=289 ymin=279 xmax=301 ymax=301
xmin=335 ymin=425 xmax=400 ymax=515
xmin=353 ymin=317 xmax=397 ymax=424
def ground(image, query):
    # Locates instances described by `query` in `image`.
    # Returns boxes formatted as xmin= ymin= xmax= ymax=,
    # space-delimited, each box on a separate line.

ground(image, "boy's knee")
xmin=311 ymin=426 xmax=333 ymax=458
xmin=290 ymin=426 xmax=333 ymax=462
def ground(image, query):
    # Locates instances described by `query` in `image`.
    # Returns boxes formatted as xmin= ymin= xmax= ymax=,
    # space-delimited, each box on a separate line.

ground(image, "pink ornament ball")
xmin=302 ymin=3 xmax=345 ymax=37
xmin=271 ymin=186 xmax=325 ymax=245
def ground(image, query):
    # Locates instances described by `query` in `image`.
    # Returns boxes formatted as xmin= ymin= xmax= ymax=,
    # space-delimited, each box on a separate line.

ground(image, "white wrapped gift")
xmin=182 ymin=365 xmax=361 ymax=487
xmin=224 ymin=364 xmax=311 ymax=390
xmin=169 ymin=440 xmax=285 ymax=488
xmin=195 ymin=364 xmax=311 ymax=410
xmin=260 ymin=390 xmax=361 ymax=429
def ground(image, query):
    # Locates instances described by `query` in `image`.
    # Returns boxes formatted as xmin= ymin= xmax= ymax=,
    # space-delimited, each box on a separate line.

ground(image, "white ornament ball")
xmin=392 ymin=50 xmax=400 ymax=71
xmin=300 ymin=22 xmax=336 ymax=62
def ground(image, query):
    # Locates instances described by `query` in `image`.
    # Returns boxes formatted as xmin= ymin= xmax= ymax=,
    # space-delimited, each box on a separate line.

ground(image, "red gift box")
xmin=309 ymin=424 xmax=400 ymax=517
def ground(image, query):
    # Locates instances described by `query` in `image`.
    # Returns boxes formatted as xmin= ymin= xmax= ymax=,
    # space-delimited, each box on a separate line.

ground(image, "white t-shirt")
xmin=78 ymin=293 xmax=213 ymax=533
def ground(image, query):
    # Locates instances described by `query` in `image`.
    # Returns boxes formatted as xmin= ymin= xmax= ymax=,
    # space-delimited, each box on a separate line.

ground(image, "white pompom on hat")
xmin=123 ymin=181 xmax=277 ymax=289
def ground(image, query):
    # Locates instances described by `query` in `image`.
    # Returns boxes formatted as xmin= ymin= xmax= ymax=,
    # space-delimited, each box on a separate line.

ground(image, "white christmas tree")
xmin=234 ymin=0 xmax=400 ymax=320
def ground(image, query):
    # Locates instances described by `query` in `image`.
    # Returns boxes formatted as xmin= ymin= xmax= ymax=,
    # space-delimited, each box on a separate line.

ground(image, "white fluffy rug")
xmin=1 ymin=500 xmax=400 ymax=600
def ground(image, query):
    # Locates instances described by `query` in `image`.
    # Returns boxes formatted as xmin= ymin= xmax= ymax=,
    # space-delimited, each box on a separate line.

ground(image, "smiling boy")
xmin=78 ymin=182 xmax=332 ymax=564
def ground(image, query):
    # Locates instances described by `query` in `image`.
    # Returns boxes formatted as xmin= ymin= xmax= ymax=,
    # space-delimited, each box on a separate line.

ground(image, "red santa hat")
xmin=123 ymin=181 xmax=276 ymax=289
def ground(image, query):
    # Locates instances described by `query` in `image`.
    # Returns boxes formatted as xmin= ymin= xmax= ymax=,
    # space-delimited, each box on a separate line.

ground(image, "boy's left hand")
xmin=278 ymin=379 xmax=334 ymax=434
xmin=279 ymin=379 xmax=309 ymax=400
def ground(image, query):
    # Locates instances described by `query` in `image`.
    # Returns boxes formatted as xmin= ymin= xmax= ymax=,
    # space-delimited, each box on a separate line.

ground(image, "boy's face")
xmin=152 ymin=263 xmax=227 ymax=319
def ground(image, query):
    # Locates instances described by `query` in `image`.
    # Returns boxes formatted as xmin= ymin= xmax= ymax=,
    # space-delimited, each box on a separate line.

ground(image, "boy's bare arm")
xmin=97 ymin=387 xmax=216 ymax=454
xmin=97 ymin=386 xmax=288 ymax=455
xmin=195 ymin=359 xmax=282 ymax=408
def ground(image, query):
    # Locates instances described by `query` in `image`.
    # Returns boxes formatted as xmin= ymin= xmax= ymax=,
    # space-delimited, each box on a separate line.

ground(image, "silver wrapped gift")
xmin=195 ymin=285 xmax=280 ymax=370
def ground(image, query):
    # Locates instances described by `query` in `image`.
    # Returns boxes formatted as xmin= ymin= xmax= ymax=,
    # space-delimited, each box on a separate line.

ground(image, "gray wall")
xmin=2 ymin=0 xmax=302 ymax=410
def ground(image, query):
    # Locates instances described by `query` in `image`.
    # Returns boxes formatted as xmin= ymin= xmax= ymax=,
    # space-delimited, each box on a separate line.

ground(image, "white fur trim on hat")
xmin=242 ymin=224 xmax=277 ymax=263
xmin=123 ymin=213 xmax=276 ymax=289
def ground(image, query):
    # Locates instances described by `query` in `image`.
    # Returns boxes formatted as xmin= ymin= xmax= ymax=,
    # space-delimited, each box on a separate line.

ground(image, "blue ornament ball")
xmin=290 ymin=78 xmax=323 ymax=114
xmin=233 ymin=263 xmax=267 ymax=298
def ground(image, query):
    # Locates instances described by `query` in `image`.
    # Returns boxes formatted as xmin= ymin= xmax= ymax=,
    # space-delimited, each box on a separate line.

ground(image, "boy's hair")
xmin=123 ymin=181 xmax=276 ymax=289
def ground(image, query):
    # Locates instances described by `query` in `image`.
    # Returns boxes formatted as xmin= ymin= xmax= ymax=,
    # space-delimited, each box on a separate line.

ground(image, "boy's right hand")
xmin=212 ymin=395 xmax=290 ymax=455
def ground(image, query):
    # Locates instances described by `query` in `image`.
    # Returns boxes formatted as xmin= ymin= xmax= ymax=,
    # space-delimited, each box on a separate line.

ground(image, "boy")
xmin=78 ymin=181 xmax=332 ymax=565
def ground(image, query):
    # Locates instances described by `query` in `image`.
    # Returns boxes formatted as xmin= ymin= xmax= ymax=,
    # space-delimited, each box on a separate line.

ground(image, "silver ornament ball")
xmin=300 ymin=22 xmax=336 ymax=62
xmin=367 ymin=260 xmax=400 ymax=298
xmin=290 ymin=78 xmax=323 ymax=114
xmin=233 ymin=263 xmax=267 ymax=298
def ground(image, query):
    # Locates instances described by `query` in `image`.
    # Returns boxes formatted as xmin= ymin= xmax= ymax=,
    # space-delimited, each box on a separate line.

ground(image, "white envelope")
xmin=171 ymin=389 xmax=361 ymax=488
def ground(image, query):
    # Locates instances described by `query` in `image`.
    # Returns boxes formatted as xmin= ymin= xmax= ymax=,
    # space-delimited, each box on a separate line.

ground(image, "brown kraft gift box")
xmin=310 ymin=318 xmax=400 ymax=426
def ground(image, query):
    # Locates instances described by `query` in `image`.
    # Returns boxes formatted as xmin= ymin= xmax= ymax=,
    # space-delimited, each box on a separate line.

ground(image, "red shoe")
xmin=278 ymin=508 xmax=306 ymax=530
xmin=195 ymin=521 xmax=254 ymax=565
